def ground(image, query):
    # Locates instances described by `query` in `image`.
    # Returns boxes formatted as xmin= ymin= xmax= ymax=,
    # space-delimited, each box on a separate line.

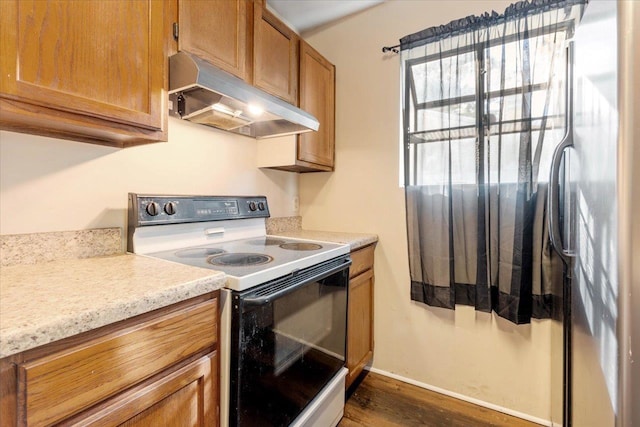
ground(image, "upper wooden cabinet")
xmin=173 ymin=1 xmax=335 ymax=173
xmin=177 ymin=0 xmax=251 ymax=81
xmin=253 ymin=2 xmax=299 ymax=104
xmin=0 ymin=0 xmax=167 ymax=147
xmin=175 ymin=0 xmax=298 ymax=105
xmin=298 ymin=40 xmax=336 ymax=170
xmin=256 ymin=40 xmax=335 ymax=172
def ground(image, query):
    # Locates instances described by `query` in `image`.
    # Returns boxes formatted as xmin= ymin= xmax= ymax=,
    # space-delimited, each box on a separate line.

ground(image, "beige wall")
xmin=0 ymin=118 xmax=298 ymax=236
xmin=300 ymin=0 xmax=554 ymax=422
xmin=1 ymin=0 xmax=557 ymax=421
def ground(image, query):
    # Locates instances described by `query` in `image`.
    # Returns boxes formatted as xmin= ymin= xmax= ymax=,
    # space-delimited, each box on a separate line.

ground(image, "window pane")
xmin=412 ymin=138 xmax=477 ymax=186
xmin=486 ymin=89 xmax=564 ymax=125
xmin=487 ymin=128 xmax=564 ymax=184
xmin=487 ymin=133 xmax=520 ymax=183
xmin=410 ymin=51 xmax=476 ymax=104
xmin=416 ymin=102 xmax=476 ymax=131
xmin=486 ymin=33 xmax=566 ymax=91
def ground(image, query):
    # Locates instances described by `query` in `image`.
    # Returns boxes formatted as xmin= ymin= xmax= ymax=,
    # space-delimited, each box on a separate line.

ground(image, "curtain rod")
xmin=382 ymin=44 xmax=400 ymax=54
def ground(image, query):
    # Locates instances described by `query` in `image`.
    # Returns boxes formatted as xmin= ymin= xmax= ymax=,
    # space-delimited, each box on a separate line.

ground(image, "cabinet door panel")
xmin=347 ymin=269 xmax=374 ymax=388
xmin=0 ymin=0 xmax=165 ymax=131
xmin=179 ymin=0 xmax=250 ymax=81
xmin=298 ymin=41 xmax=335 ymax=169
xmin=253 ymin=4 xmax=298 ymax=104
xmin=72 ymin=353 xmax=218 ymax=427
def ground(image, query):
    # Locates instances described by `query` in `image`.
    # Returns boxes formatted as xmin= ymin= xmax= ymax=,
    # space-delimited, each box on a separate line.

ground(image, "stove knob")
xmin=258 ymin=201 xmax=265 ymax=211
xmin=146 ymin=202 xmax=160 ymax=216
xmin=249 ymin=201 xmax=257 ymax=211
xmin=164 ymin=201 xmax=177 ymax=215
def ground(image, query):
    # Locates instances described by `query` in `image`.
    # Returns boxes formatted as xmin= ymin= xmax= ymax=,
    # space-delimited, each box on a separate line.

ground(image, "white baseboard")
xmin=365 ymin=367 xmax=553 ymax=427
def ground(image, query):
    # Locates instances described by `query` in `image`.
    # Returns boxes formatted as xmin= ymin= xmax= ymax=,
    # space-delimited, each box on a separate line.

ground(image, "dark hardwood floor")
xmin=339 ymin=372 xmax=543 ymax=427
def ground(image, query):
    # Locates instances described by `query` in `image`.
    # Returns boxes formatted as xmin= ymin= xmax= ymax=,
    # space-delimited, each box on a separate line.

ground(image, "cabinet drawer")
xmin=350 ymin=244 xmax=375 ymax=278
xmin=18 ymin=298 xmax=218 ymax=426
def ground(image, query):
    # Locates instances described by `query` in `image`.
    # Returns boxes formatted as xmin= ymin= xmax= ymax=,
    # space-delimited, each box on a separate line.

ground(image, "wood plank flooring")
xmin=339 ymin=372 xmax=543 ymax=427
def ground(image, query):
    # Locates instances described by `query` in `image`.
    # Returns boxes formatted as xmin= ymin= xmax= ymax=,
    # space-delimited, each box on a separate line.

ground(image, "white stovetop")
xmin=145 ymin=234 xmax=348 ymax=291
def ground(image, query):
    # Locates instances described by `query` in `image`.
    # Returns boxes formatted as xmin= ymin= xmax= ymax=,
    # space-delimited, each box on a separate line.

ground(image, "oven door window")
xmin=231 ymin=264 xmax=348 ymax=426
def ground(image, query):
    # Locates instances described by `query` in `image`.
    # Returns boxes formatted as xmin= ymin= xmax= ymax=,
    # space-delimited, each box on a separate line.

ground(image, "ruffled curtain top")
xmin=400 ymin=0 xmax=586 ymax=50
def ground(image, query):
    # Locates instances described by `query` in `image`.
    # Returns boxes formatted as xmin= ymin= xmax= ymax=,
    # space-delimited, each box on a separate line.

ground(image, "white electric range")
xmin=127 ymin=194 xmax=350 ymax=427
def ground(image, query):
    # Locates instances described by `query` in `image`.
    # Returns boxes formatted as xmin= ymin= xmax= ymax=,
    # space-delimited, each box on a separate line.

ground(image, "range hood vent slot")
xmin=169 ymin=52 xmax=319 ymax=139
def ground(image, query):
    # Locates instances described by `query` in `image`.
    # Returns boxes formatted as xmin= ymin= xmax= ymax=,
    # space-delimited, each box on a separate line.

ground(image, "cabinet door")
xmin=0 ymin=0 xmax=166 ymax=146
xmin=298 ymin=41 xmax=335 ymax=169
xmin=178 ymin=0 xmax=250 ymax=81
xmin=70 ymin=353 xmax=219 ymax=427
xmin=253 ymin=2 xmax=298 ymax=104
xmin=346 ymin=269 xmax=374 ymax=388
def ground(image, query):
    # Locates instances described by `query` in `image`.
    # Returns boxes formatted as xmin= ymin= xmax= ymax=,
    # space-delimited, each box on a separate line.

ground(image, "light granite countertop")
xmin=0 ymin=223 xmax=376 ymax=358
xmin=271 ymin=229 xmax=378 ymax=251
xmin=0 ymin=254 xmax=225 ymax=358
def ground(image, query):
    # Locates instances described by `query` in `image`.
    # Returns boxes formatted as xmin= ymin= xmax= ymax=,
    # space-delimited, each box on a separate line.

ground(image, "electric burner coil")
xmin=208 ymin=253 xmax=274 ymax=267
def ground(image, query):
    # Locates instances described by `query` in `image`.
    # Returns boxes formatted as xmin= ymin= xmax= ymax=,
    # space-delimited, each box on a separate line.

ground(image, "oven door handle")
xmin=242 ymin=258 xmax=351 ymax=306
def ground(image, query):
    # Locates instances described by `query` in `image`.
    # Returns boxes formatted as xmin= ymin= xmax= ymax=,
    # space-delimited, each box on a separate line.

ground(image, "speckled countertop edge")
xmin=0 ymin=254 xmax=225 ymax=358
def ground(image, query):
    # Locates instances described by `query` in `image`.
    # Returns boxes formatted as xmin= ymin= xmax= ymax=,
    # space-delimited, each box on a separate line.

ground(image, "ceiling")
xmin=266 ymin=0 xmax=384 ymax=34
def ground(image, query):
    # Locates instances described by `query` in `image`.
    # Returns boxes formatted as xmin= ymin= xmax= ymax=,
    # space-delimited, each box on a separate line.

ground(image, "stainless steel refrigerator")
xmin=548 ymin=1 xmax=639 ymax=425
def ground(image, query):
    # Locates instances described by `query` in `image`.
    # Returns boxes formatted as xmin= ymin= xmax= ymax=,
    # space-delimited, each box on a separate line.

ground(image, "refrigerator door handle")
xmin=548 ymin=135 xmax=574 ymax=265
xmin=548 ymin=42 xmax=575 ymax=266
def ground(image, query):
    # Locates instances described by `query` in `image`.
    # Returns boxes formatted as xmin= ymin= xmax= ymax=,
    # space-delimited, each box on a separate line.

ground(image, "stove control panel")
xmin=128 ymin=194 xmax=270 ymax=226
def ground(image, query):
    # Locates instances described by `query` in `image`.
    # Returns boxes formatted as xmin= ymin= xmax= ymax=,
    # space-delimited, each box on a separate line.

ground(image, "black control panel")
xmin=128 ymin=193 xmax=270 ymax=226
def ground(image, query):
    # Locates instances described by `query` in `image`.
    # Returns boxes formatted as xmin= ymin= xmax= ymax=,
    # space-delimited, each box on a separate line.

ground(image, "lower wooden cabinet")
xmin=0 ymin=292 xmax=219 ymax=427
xmin=67 ymin=352 xmax=218 ymax=426
xmin=346 ymin=244 xmax=376 ymax=389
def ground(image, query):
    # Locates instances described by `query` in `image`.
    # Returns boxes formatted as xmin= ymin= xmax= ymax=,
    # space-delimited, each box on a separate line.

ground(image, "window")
xmin=402 ymin=24 xmax=570 ymax=186
xmin=400 ymin=0 xmax=585 ymax=325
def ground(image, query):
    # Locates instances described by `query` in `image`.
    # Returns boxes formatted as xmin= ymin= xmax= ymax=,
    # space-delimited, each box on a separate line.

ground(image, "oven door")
xmin=229 ymin=255 xmax=350 ymax=427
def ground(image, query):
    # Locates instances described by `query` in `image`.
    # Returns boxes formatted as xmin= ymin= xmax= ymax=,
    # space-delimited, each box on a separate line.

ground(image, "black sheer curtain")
xmin=401 ymin=0 xmax=584 ymax=324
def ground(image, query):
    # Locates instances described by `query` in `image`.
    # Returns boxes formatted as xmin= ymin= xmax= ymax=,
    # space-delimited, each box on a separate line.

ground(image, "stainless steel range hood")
xmin=169 ymin=52 xmax=319 ymax=139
